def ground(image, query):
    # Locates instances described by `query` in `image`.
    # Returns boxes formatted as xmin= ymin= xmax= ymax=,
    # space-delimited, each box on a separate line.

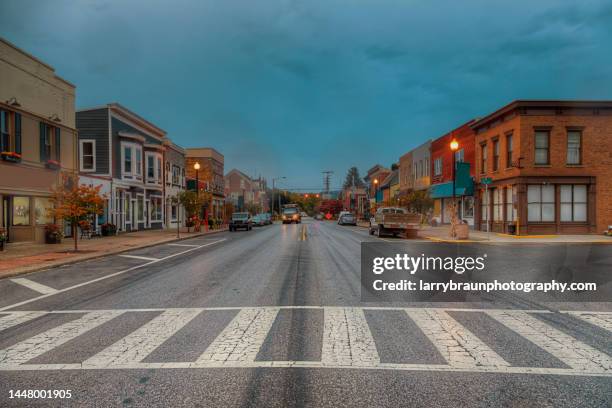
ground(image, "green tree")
xmin=399 ymin=189 xmax=433 ymax=218
xmin=342 ymin=167 xmax=366 ymax=190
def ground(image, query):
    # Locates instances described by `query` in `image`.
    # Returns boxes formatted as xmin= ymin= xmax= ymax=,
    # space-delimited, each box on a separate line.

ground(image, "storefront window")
xmin=463 ymin=196 xmax=474 ymax=218
xmin=150 ymin=196 xmax=163 ymax=221
xmin=480 ymin=191 xmax=489 ymax=221
xmin=505 ymin=187 xmax=516 ymax=222
xmin=34 ymin=197 xmax=53 ymax=225
xmin=560 ymin=185 xmax=587 ymax=222
xmin=12 ymin=196 xmax=30 ymax=225
xmin=527 ymin=185 xmax=555 ymax=222
xmin=137 ymin=196 xmax=144 ymax=222
xmin=493 ymin=188 xmax=503 ymax=221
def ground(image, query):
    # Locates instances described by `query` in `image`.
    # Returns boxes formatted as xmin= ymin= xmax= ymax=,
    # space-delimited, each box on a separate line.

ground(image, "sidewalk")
xmin=419 ymin=225 xmax=612 ymax=243
xmin=0 ymin=227 xmax=227 ymax=278
xmin=355 ymin=221 xmax=612 ymax=243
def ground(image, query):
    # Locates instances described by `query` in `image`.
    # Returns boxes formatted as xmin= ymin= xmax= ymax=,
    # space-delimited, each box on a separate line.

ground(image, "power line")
xmin=322 ymin=171 xmax=334 ymax=194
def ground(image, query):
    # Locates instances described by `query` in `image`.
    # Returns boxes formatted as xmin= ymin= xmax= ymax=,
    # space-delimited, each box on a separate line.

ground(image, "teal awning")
xmin=429 ymin=162 xmax=474 ymax=199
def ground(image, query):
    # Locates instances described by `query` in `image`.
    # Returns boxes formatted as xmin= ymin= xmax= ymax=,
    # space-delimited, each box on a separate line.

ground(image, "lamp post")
xmin=450 ymin=138 xmax=459 ymax=238
xmin=271 ymin=176 xmax=286 ymax=221
xmin=193 ymin=162 xmax=201 ymax=228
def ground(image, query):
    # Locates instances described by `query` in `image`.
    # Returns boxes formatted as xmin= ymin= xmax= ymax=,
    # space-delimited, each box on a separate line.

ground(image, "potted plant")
xmin=45 ymin=159 xmax=61 ymax=170
xmin=101 ymin=223 xmax=117 ymax=236
xmin=0 ymin=228 xmax=6 ymax=251
xmin=44 ymin=224 xmax=63 ymax=244
xmin=1 ymin=151 xmax=21 ymax=163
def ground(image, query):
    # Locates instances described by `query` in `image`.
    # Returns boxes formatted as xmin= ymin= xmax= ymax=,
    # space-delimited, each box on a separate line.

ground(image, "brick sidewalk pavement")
xmin=0 ymin=227 xmax=227 ymax=278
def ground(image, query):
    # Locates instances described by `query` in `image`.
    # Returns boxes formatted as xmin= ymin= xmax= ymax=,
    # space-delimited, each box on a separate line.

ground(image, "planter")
xmin=455 ymin=224 xmax=469 ymax=240
xmin=101 ymin=225 xmax=117 ymax=236
xmin=45 ymin=160 xmax=61 ymax=170
xmin=1 ymin=152 xmax=21 ymax=163
xmin=45 ymin=233 xmax=62 ymax=244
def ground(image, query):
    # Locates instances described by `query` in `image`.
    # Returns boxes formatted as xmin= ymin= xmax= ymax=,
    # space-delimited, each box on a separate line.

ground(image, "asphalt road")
xmin=0 ymin=219 xmax=610 ymax=407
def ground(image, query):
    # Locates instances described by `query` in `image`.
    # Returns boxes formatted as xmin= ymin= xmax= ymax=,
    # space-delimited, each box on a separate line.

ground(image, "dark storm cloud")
xmin=1 ymin=0 xmax=611 ymax=189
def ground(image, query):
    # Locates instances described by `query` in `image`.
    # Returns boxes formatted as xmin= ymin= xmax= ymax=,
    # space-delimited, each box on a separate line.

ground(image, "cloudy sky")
xmin=2 ymin=0 xmax=611 ymax=190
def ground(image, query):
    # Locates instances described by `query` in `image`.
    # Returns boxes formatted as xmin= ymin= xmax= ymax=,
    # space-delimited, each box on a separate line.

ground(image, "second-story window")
xmin=480 ymin=143 xmax=487 ymax=173
xmin=493 ymin=140 xmax=500 ymax=171
xmin=40 ymin=122 xmax=60 ymax=162
xmin=434 ymin=157 xmax=442 ymax=176
xmin=455 ymin=149 xmax=464 ymax=163
xmin=172 ymin=165 xmax=180 ymax=185
xmin=506 ymin=134 xmax=513 ymax=168
xmin=567 ymin=130 xmax=582 ymax=165
xmin=0 ymin=110 xmax=21 ymax=156
xmin=534 ymin=130 xmax=550 ymax=165
xmin=147 ymin=155 xmax=155 ymax=180
xmin=80 ymin=140 xmax=96 ymax=171
xmin=145 ymin=152 xmax=162 ymax=184
xmin=124 ymin=145 xmax=132 ymax=175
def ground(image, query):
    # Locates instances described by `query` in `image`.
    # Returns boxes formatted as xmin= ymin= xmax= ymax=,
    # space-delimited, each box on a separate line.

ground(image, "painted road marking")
xmin=485 ymin=310 xmax=612 ymax=373
xmin=0 ymin=307 xmax=608 ymax=375
xmin=0 ymin=311 xmax=123 ymax=367
xmin=322 ymin=307 xmax=380 ymax=366
xmin=0 ymin=238 xmax=227 ymax=313
xmin=406 ymin=309 xmax=509 ymax=368
xmin=196 ymin=308 xmax=279 ymax=365
xmin=10 ymin=278 xmax=58 ymax=295
xmin=563 ymin=311 xmax=612 ymax=333
xmin=83 ymin=309 xmax=201 ymax=368
xmin=0 ymin=311 xmax=48 ymax=333
xmin=166 ymin=243 xmax=200 ymax=247
xmin=118 ymin=254 xmax=160 ymax=261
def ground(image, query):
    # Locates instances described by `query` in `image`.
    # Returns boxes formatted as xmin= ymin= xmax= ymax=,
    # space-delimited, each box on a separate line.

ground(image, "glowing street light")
xmin=450 ymin=138 xmax=460 ymax=238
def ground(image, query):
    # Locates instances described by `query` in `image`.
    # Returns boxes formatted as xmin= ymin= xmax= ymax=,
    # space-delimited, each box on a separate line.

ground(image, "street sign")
xmin=481 ymin=177 xmax=492 ymax=185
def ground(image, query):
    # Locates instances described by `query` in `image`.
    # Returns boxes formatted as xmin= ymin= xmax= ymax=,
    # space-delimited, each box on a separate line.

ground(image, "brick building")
xmin=429 ymin=120 xmax=476 ymax=225
xmin=185 ymin=148 xmax=225 ymax=220
xmin=473 ymin=100 xmax=612 ymax=235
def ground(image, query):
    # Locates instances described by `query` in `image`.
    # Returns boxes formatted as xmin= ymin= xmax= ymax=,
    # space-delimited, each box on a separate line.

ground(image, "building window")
xmin=145 ymin=152 xmax=162 ymax=184
xmin=137 ymin=195 xmax=144 ymax=222
xmin=123 ymin=145 xmax=132 ymax=175
xmin=147 ymin=155 xmax=155 ymax=180
xmin=463 ymin=196 xmax=474 ymax=218
xmin=481 ymin=190 xmax=489 ymax=221
xmin=34 ymin=197 xmax=53 ymax=225
xmin=480 ymin=144 xmax=487 ymax=173
xmin=493 ymin=188 xmax=503 ymax=221
xmin=172 ymin=165 xmax=180 ymax=185
xmin=567 ymin=130 xmax=581 ymax=165
xmin=433 ymin=158 xmax=442 ymax=176
xmin=534 ymin=130 xmax=550 ymax=165
xmin=1 ymin=110 xmax=10 ymax=151
xmin=166 ymin=162 xmax=171 ymax=185
xmin=413 ymin=163 xmax=417 ymax=180
xmin=80 ymin=140 xmax=96 ymax=171
xmin=560 ymin=185 xmax=587 ymax=222
xmin=181 ymin=168 xmax=185 ymax=187
xmin=505 ymin=186 xmax=516 ymax=222
xmin=171 ymin=204 xmax=178 ymax=221
xmin=424 ymin=158 xmax=429 ymax=176
xmin=12 ymin=196 xmax=30 ymax=226
xmin=157 ymin=157 xmax=162 ymax=182
xmin=493 ymin=140 xmax=500 ymax=171
xmin=455 ymin=149 xmax=464 ymax=163
xmin=506 ymin=134 xmax=513 ymax=168
xmin=135 ymin=147 xmax=142 ymax=177
xmin=527 ymin=185 xmax=555 ymax=222
xmin=150 ymin=196 xmax=163 ymax=222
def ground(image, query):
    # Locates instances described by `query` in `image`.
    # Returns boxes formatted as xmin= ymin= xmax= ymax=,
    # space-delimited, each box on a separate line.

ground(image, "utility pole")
xmin=271 ymin=176 xmax=286 ymax=221
xmin=322 ymin=170 xmax=333 ymax=198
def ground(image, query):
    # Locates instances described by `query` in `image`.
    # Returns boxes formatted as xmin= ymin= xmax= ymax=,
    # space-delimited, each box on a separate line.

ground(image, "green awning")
xmin=429 ymin=162 xmax=474 ymax=199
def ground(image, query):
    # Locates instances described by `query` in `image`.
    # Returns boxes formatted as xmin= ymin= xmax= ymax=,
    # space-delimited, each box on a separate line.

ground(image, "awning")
xmin=429 ymin=162 xmax=474 ymax=199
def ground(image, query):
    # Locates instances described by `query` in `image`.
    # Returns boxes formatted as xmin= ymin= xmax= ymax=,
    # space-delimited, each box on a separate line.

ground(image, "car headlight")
xmin=282 ymin=215 xmax=287 ymax=219
xmin=292 ymin=214 xmax=297 ymax=219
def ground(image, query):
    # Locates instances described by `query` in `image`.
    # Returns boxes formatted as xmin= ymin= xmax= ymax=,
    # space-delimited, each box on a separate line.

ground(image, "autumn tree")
xmin=50 ymin=175 xmax=106 ymax=251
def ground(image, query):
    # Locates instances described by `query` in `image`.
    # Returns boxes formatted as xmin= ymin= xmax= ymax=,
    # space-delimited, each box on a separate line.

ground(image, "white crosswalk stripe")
xmin=196 ymin=308 xmax=279 ymax=366
xmin=83 ymin=309 xmax=202 ymax=368
xmin=405 ymin=309 xmax=509 ymax=368
xmin=321 ymin=307 xmax=379 ymax=366
xmin=0 ymin=311 xmax=123 ymax=368
xmin=563 ymin=311 xmax=612 ymax=333
xmin=485 ymin=310 xmax=612 ymax=373
xmin=0 ymin=311 xmax=48 ymax=333
xmin=0 ymin=307 xmax=608 ymax=376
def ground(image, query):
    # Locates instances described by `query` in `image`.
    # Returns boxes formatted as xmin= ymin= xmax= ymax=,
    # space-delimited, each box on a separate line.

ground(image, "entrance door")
xmin=125 ymin=193 xmax=132 ymax=231
xmin=2 ymin=196 xmax=10 ymax=242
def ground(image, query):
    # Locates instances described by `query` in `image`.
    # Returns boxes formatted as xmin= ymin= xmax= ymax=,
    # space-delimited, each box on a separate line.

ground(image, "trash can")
xmin=507 ymin=224 xmax=516 ymax=235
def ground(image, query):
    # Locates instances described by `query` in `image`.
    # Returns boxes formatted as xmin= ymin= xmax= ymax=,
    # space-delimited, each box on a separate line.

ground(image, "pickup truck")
xmin=369 ymin=207 xmax=421 ymax=238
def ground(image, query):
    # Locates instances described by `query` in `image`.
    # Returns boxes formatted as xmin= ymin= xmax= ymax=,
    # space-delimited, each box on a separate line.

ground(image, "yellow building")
xmin=0 ymin=38 xmax=78 ymax=243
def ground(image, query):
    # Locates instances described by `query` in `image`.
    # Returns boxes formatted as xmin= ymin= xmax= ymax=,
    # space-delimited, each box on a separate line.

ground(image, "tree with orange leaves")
xmin=49 ymin=174 xmax=106 ymax=252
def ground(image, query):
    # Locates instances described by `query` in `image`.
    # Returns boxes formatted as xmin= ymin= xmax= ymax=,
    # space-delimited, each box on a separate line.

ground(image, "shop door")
xmin=2 ymin=196 xmax=10 ymax=242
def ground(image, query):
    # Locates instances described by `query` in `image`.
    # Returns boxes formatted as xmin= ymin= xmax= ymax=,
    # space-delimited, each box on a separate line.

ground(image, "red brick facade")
xmin=472 ymin=100 xmax=612 ymax=235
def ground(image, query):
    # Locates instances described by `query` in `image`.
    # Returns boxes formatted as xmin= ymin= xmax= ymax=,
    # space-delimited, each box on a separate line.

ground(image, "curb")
xmin=0 ymin=228 xmax=228 ymax=280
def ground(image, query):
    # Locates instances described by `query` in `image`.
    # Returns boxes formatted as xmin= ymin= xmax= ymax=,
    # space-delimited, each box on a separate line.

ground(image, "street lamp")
xmin=193 ymin=162 xmax=201 ymax=226
xmin=450 ymin=139 xmax=459 ymax=238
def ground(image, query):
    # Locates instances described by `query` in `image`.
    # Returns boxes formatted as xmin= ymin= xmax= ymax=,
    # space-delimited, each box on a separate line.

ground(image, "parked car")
xmin=369 ymin=207 xmax=421 ymax=238
xmin=229 ymin=212 xmax=252 ymax=231
xmin=252 ymin=214 xmax=266 ymax=227
xmin=263 ymin=213 xmax=272 ymax=224
xmin=315 ymin=214 xmax=323 ymax=220
xmin=338 ymin=212 xmax=357 ymax=226
xmin=282 ymin=205 xmax=301 ymax=224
